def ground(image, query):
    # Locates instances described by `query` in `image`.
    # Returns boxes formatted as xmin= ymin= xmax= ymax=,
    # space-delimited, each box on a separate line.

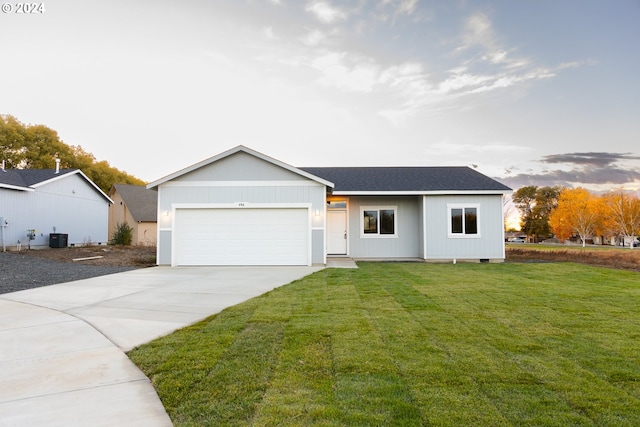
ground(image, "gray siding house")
xmin=148 ymin=146 xmax=511 ymax=266
xmin=0 ymin=167 xmax=112 ymax=250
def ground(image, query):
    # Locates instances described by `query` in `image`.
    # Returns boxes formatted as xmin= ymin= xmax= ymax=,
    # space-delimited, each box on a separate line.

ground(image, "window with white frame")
xmin=448 ymin=204 xmax=480 ymax=237
xmin=361 ymin=206 xmax=397 ymax=237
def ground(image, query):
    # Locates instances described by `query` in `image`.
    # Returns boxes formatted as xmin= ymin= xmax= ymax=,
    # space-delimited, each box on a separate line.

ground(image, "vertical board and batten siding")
xmin=423 ymin=194 xmax=505 ymax=260
xmin=0 ymin=174 xmax=109 ymax=248
xmin=346 ymin=196 xmax=421 ymax=258
xmin=156 ymin=152 xmax=327 ymax=265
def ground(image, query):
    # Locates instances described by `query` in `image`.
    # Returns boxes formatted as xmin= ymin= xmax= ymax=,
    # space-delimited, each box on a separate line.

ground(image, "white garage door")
xmin=174 ymin=208 xmax=309 ymax=266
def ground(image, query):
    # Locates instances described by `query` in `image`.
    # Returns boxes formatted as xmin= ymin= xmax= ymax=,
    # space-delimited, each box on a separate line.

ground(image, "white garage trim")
xmin=160 ymin=180 xmax=325 ymax=187
xmin=171 ymin=203 xmax=312 ymax=266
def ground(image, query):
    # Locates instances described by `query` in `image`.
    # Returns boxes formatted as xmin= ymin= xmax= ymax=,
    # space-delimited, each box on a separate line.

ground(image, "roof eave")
xmin=332 ymin=190 xmax=512 ymax=196
xmin=0 ymin=183 xmax=34 ymax=192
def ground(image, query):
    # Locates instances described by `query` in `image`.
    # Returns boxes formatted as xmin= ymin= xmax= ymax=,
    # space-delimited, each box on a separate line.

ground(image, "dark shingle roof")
xmin=0 ymin=168 xmax=77 ymax=189
xmin=300 ymin=167 xmax=511 ymax=193
xmin=112 ymin=184 xmax=158 ymax=222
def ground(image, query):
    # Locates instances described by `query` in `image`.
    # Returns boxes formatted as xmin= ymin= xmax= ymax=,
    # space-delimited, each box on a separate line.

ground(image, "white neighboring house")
xmin=147 ymin=145 xmax=512 ymax=266
xmin=0 ymin=164 xmax=113 ymax=250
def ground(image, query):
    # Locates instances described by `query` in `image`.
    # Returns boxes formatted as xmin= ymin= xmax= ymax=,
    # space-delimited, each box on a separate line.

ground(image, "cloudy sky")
xmin=1 ymin=0 xmax=639 ymax=192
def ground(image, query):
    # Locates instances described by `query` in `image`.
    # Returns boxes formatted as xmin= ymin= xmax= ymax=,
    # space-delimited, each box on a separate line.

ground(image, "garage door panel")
xmin=174 ymin=208 xmax=309 ymax=266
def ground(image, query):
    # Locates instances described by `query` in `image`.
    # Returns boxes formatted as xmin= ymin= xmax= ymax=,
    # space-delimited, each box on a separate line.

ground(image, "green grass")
xmin=129 ymin=263 xmax=640 ymax=426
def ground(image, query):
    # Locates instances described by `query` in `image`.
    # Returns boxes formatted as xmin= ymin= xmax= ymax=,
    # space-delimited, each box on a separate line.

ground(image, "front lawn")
xmin=129 ymin=263 xmax=640 ymax=426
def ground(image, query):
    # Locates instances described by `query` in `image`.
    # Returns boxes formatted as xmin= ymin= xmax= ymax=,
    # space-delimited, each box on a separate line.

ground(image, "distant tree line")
xmin=0 ymin=114 xmax=145 ymax=193
xmin=512 ymin=185 xmax=640 ymax=248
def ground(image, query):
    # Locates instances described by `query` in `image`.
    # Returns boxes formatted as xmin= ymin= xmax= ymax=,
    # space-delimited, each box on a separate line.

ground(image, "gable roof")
xmin=300 ymin=166 xmax=512 ymax=195
xmin=111 ymin=184 xmax=158 ymax=222
xmin=147 ymin=145 xmax=334 ymax=189
xmin=0 ymin=168 xmax=113 ymax=202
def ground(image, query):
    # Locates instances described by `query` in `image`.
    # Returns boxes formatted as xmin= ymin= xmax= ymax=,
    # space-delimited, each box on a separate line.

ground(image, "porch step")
xmin=326 ymin=258 xmax=358 ymax=269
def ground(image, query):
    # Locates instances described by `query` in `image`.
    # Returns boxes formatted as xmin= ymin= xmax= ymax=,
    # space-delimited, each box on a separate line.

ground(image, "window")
xmin=361 ymin=207 xmax=397 ymax=237
xmin=327 ymin=200 xmax=347 ymax=209
xmin=448 ymin=204 xmax=480 ymax=237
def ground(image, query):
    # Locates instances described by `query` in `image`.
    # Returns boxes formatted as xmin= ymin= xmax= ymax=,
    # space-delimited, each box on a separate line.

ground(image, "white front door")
xmin=327 ymin=210 xmax=347 ymax=255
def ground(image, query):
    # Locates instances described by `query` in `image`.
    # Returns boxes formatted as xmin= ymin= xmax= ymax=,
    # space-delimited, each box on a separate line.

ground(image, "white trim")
xmin=360 ymin=205 xmax=398 ymax=239
xmin=447 ymin=203 xmax=481 ymax=238
xmin=0 ymin=183 xmax=34 ymax=191
xmin=170 ymin=203 xmax=312 ymax=267
xmin=327 ymin=198 xmax=349 ymax=256
xmin=422 ymin=196 xmax=427 ymax=260
xmin=172 ymin=202 xmax=313 ymax=210
xmin=334 ymin=190 xmax=510 ymax=196
xmin=147 ymin=145 xmax=334 ymax=189
xmin=159 ymin=180 xmax=324 ymax=187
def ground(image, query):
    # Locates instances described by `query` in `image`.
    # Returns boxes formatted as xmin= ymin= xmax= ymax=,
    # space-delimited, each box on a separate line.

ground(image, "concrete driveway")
xmin=0 ymin=265 xmax=322 ymax=426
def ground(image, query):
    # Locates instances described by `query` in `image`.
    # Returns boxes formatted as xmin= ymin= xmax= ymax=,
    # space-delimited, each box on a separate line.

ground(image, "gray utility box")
xmin=49 ymin=233 xmax=68 ymax=248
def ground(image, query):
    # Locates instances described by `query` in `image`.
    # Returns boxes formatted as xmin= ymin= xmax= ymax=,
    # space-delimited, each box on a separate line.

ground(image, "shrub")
xmin=110 ymin=222 xmax=133 ymax=245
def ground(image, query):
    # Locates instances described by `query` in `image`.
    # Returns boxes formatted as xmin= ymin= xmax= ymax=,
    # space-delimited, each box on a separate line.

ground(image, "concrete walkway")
xmin=0 ymin=266 xmax=322 ymax=426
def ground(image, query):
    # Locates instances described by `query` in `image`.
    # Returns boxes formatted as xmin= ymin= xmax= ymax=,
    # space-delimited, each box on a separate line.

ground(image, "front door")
xmin=327 ymin=210 xmax=347 ymax=255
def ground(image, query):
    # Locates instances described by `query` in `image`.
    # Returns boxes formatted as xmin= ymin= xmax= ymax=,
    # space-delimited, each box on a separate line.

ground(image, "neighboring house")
xmin=0 ymin=163 xmax=112 ymax=250
xmin=148 ymin=146 xmax=512 ymax=266
xmin=108 ymin=184 xmax=158 ymax=246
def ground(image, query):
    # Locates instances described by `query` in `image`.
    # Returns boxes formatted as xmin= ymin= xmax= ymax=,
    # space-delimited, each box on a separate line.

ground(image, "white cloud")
xmin=429 ymin=141 xmax=531 ymax=155
xmin=437 ymin=70 xmax=493 ymax=94
xmin=255 ymin=7 xmax=575 ymax=129
xmin=311 ymin=51 xmax=379 ymax=92
xmin=458 ymin=12 xmax=494 ymax=51
xmin=456 ymin=13 xmax=532 ymax=71
xmin=306 ymin=1 xmax=347 ymax=24
xmin=301 ymin=29 xmax=327 ymax=46
xmin=264 ymin=26 xmax=277 ymax=40
xmin=376 ymin=60 xmax=560 ymax=125
xmin=380 ymin=0 xmax=418 ymax=15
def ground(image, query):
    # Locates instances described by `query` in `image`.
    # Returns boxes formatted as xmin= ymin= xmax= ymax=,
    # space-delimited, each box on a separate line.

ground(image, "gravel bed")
xmin=0 ymin=252 xmax=137 ymax=294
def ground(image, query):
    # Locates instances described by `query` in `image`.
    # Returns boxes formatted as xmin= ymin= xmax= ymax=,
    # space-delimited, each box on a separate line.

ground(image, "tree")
xmin=24 ymin=125 xmax=70 ymax=168
xmin=503 ymin=194 xmax=517 ymax=231
xmin=512 ymin=185 xmax=563 ymax=241
xmin=512 ymin=186 xmax=537 ymax=235
xmin=549 ymin=188 xmax=604 ymax=247
xmin=0 ymin=115 xmax=28 ymax=168
xmin=602 ymin=190 xmax=640 ymax=248
xmin=0 ymin=114 xmax=145 ymax=192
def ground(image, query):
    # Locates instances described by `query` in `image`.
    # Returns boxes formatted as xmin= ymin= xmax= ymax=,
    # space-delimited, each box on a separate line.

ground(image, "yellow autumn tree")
xmin=549 ymin=188 xmax=604 ymax=247
xmin=602 ymin=190 xmax=640 ymax=248
xmin=1 ymin=114 xmax=145 ymax=193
